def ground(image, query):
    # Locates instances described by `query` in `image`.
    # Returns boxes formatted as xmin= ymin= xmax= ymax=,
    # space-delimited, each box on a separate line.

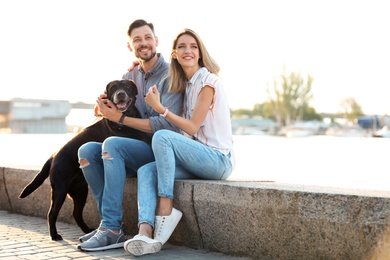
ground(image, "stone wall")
xmin=1 ymin=166 xmax=390 ymax=259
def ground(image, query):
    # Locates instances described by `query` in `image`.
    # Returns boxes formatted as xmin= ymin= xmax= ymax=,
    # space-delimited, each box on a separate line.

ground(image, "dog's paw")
xmin=51 ymin=234 xmax=63 ymax=241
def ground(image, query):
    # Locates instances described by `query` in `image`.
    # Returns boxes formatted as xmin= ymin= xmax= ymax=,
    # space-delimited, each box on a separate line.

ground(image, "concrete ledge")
xmin=1 ymin=166 xmax=390 ymax=259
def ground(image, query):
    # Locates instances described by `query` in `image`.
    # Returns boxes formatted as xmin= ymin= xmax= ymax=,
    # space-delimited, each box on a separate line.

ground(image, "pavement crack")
xmin=2 ymin=168 xmax=13 ymax=212
xmin=191 ymin=184 xmax=204 ymax=247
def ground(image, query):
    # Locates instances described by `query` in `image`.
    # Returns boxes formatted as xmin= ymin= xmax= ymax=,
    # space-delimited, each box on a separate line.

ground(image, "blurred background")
xmin=1 ymin=0 xmax=389 ymax=191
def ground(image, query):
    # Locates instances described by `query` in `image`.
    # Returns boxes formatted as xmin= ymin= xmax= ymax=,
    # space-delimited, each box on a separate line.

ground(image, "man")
xmin=77 ymin=19 xmax=183 ymax=251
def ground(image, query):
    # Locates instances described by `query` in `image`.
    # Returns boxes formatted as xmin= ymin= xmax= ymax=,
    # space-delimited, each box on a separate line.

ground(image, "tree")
xmin=231 ymin=108 xmax=253 ymax=118
xmin=252 ymin=103 xmax=263 ymax=117
xmin=231 ymin=103 xmax=268 ymax=119
xmin=266 ymin=66 xmax=314 ymax=126
xmin=301 ymin=104 xmax=323 ymax=121
xmin=338 ymin=97 xmax=364 ymax=123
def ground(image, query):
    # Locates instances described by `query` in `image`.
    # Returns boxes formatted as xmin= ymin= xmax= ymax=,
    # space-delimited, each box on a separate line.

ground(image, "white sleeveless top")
xmin=183 ymin=67 xmax=235 ymax=169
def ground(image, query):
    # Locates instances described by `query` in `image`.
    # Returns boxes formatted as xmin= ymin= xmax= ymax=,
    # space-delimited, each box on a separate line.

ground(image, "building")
xmin=0 ymin=98 xmax=71 ymax=133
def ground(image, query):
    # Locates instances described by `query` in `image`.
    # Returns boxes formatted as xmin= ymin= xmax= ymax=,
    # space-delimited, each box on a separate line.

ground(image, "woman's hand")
xmin=145 ymin=85 xmax=165 ymax=114
xmin=128 ymin=60 xmax=140 ymax=72
xmin=96 ymin=95 xmax=121 ymax=122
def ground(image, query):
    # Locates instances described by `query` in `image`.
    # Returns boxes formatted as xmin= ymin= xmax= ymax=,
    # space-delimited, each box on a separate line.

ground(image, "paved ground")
xmin=0 ymin=210 xmax=251 ymax=260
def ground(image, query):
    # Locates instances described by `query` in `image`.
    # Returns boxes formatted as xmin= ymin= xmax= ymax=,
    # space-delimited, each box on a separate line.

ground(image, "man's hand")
xmin=94 ymin=94 xmax=107 ymax=116
xmin=96 ymin=96 xmax=121 ymax=123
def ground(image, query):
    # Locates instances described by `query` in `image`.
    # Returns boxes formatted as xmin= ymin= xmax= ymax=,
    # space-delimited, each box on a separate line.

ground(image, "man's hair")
xmin=127 ymin=19 xmax=155 ymax=37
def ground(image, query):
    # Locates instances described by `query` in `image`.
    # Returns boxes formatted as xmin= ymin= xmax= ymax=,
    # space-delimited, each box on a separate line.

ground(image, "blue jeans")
xmin=137 ymin=129 xmax=232 ymax=229
xmin=78 ymin=136 xmax=154 ymax=230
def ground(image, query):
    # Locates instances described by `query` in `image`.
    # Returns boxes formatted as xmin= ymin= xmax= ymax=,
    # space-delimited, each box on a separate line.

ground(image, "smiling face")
xmin=127 ymin=25 xmax=158 ymax=62
xmin=173 ymin=34 xmax=200 ymax=69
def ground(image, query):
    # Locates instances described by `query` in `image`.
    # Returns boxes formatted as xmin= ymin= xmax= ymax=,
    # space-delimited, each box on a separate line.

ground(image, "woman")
xmin=124 ymin=28 xmax=235 ymax=256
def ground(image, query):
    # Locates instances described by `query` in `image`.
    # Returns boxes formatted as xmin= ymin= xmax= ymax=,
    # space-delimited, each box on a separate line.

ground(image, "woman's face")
xmin=174 ymin=34 xmax=200 ymax=69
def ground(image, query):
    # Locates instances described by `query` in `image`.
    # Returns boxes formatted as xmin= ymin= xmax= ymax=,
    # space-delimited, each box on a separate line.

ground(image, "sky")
xmin=1 ymin=0 xmax=389 ymax=115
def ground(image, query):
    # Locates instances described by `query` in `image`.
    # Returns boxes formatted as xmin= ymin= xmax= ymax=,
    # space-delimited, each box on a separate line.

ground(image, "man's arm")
xmin=96 ymin=77 xmax=183 ymax=134
xmin=96 ymin=97 xmax=155 ymax=134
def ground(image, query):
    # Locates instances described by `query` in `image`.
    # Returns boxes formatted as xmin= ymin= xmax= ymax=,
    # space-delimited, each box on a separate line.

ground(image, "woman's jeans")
xmin=137 ymin=129 xmax=233 ymax=229
xmin=78 ymin=136 xmax=154 ymax=230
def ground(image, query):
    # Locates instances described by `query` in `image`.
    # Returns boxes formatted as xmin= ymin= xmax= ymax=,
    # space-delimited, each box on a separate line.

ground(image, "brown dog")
xmin=19 ymin=79 xmax=149 ymax=240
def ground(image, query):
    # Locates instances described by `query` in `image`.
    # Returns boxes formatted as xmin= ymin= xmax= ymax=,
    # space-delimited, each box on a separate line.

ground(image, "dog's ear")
xmin=105 ymin=81 xmax=112 ymax=95
xmin=126 ymin=80 xmax=138 ymax=96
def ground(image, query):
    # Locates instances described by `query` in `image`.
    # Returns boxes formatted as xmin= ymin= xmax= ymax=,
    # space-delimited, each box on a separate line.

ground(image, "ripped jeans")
xmin=78 ymin=136 xmax=154 ymax=230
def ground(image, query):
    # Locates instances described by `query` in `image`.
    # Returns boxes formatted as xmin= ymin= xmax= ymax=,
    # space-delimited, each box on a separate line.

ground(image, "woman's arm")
xmin=145 ymin=85 xmax=214 ymax=136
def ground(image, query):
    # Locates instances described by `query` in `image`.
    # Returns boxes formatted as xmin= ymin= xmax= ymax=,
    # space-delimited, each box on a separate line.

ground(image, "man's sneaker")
xmin=79 ymin=223 xmax=125 ymax=242
xmin=79 ymin=229 xmax=97 ymax=242
xmin=153 ymin=208 xmax=183 ymax=245
xmin=124 ymin=234 xmax=162 ymax=256
xmin=77 ymin=227 xmax=126 ymax=251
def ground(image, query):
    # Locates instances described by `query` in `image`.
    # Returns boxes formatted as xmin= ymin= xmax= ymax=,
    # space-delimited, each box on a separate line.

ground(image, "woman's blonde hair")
xmin=168 ymin=28 xmax=220 ymax=93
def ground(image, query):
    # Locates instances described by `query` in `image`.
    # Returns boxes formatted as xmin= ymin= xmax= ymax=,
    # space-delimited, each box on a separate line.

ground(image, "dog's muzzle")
xmin=113 ymin=90 xmax=132 ymax=112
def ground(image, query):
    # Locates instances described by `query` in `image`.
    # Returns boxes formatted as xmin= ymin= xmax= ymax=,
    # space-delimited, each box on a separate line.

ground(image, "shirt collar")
xmin=137 ymin=53 xmax=165 ymax=75
xmin=188 ymin=67 xmax=206 ymax=84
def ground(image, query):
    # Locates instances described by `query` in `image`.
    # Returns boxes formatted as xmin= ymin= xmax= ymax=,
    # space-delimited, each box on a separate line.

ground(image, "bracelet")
xmin=160 ymin=107 xmax=169 ymax=118
xmin=117 ymin=113 xmax=126 ymax=127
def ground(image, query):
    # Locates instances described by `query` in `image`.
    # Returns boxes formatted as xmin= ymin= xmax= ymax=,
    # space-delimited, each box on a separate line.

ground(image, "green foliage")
xmin=266 ymin=66 xmax=315 ymax=125
xmin=230 ymin=66 xmax=364 ymax=124
xmin=259 ymin=101 xmax=276 ymax=120
xmin=338 ymin=97 xmax=364 ymax=122
xmin=252 ymin=103 xmax=263 ymax=116
xmin=302 ymin=105 xmax=323 ymax=121
xmin=231 ymin=108 xmax=253 ymax=118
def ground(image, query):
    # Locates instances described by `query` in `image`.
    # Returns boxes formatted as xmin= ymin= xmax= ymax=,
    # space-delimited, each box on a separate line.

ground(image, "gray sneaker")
xmin=78 ymin=227 xmax=126 ymax=251
xmin=79 ymin=223 xmax=124 ymax=242
xmin=79 ymin=229 xmax=97 ymax=242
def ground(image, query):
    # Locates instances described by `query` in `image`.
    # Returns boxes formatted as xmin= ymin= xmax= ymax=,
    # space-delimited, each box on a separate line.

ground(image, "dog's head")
xmin=105 ymin=80 xmax=138 ymax=113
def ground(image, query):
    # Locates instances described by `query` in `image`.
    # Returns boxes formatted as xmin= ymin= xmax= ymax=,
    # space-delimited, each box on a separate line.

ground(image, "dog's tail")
xmin=18 ymin=157 xmax=52 ymax=198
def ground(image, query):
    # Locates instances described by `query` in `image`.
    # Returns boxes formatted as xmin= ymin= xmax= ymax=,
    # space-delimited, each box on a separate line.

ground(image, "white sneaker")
xmin=124 ymin=234 xmax=162 ymax=256
xmin=153 ymin=208 xmax=183 ymax=245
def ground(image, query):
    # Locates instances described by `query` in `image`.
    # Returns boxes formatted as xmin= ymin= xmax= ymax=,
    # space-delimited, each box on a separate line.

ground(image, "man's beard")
xmin=139 ymin=52 xmax=157 ymax=62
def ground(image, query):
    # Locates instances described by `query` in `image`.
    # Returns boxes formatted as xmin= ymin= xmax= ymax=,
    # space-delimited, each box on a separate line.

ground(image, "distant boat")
xmin=372 ymin=126 xmax=390 ymax=138
xmin=285 ymin=129 xmax=313 ymax=138
xmin=278 ymin=121 xmax=323 ymax=137
xmin=234 ymin=126 xmax=269 ymax=135
xmin=325 ymin=125 xmax=370 ymax=137
xmin=231 ymin=118 xmax=276 ymax=135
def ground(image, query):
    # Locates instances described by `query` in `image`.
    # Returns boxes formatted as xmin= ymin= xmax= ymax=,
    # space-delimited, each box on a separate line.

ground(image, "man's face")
xmin=128 ymin=25 xmax=158 ymax=62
